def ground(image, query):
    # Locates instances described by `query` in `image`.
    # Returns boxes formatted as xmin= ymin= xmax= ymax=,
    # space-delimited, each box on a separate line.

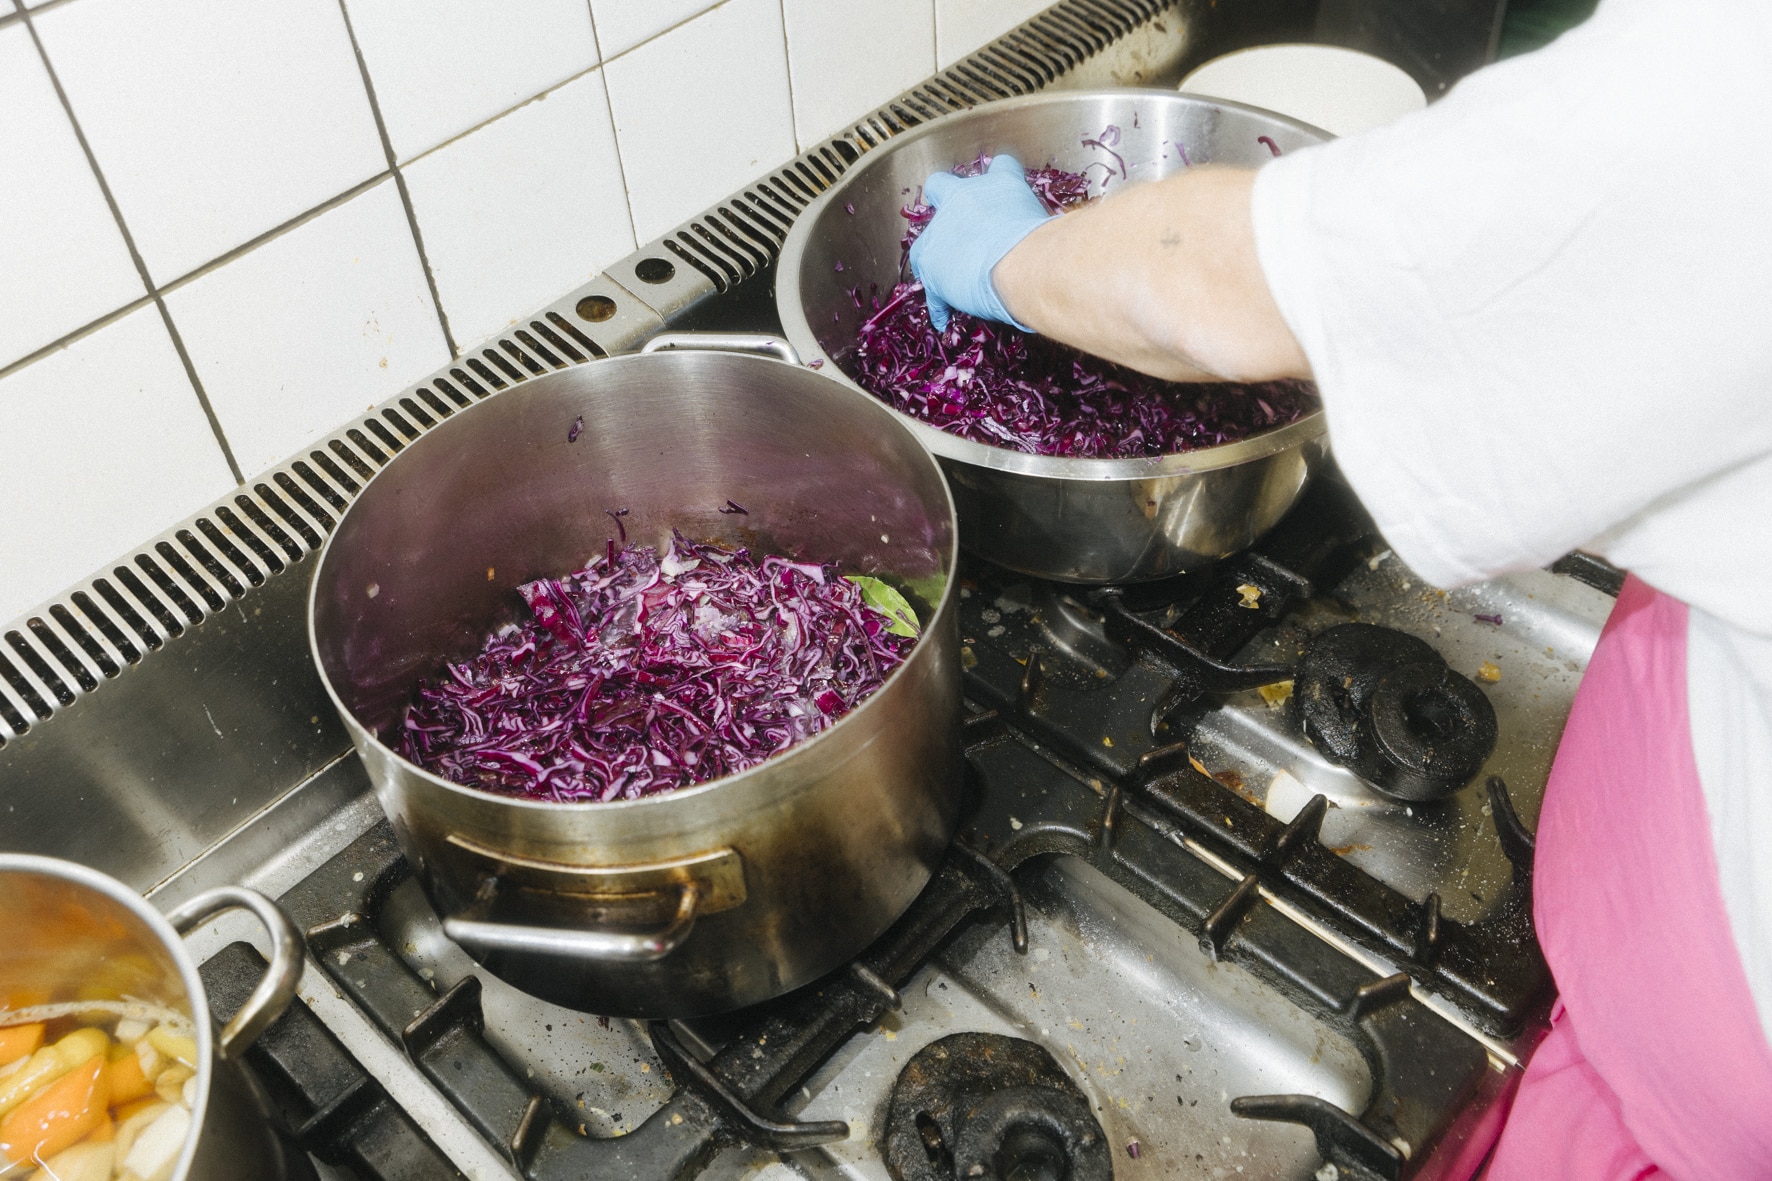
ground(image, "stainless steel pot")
xmin=776 ymin=89 xmax=1332 ymax=584
xmin=0 ymin=854 xmax=307 ymax=1180
xmin=309 ymin=336 xmax=962 ymax=1018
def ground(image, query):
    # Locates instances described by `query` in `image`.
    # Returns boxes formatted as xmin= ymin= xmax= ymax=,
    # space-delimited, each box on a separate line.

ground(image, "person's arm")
xmin=992 ymin=166 xmax=1310 ymax=383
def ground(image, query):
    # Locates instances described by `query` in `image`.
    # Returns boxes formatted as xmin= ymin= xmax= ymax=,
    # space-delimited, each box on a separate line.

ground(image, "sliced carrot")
xmin=113 ymin=1095 xmax=162 ymax=1123
xmin=0 ymin=1056 xmax=110 ymax=1165
xmin=104 ymin=1053 xmax=155 ymax=1107
xmin=87 ymin=1115 xmax=115 ymax=1142
xmin=0 ymin=1024 xmax=44 ymax=1066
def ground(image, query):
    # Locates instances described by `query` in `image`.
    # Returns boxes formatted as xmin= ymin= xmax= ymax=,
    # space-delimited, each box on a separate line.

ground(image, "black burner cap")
xmin=1297 ymin=623 xmax=1498 ymax=802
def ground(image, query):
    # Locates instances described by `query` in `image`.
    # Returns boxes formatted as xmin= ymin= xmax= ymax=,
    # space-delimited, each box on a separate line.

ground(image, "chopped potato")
xmin=28 ymin=1140 xmax=115 ymax=1181
xmin=152 ymin=1066 xmax=193 ymax=1107
xmin=120 ymin=1103 xmax=190 ymax=1181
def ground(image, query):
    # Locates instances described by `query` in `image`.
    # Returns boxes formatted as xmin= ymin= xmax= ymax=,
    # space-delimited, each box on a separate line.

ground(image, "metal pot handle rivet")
xmin=165 ymin=886 xmax=304 ymax=1060
xmin=640 ymin=332 xmax=801 ymax=366
xmin=441 ymin=881 xmax=700 ymax=963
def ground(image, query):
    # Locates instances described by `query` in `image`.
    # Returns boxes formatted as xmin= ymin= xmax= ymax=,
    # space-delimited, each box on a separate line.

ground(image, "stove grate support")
xmin=229 ymin=638 xmax=1500 ymax=1181
xmin=960 ymin=474 xmax=1554 ymax=1035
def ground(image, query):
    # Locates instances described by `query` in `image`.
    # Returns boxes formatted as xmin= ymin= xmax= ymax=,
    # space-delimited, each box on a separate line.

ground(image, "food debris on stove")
xmin=1237 ymin=582 xmax=1263 ymax=609
xmin=1476 ymin=660 xmax=1502 ymax=683
xmin=1257 ymin=679 xmax=1294 ymax=709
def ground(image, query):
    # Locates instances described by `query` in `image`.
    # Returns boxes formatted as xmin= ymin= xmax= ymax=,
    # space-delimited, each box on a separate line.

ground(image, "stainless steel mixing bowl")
xmin=776 ymin=89 xmax=1331 ymax=584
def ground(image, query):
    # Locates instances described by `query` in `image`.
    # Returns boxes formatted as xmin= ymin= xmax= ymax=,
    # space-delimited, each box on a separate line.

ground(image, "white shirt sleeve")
xmin=1249 ymin=0 xmax=1772 ymax=1043
xmin=1249 ymin=0 xmax=1772 ymax=593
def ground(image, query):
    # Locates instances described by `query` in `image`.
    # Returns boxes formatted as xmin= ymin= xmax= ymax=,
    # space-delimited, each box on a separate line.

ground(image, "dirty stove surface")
xmin=170 ymin=471 xmax=1617 ymax=1181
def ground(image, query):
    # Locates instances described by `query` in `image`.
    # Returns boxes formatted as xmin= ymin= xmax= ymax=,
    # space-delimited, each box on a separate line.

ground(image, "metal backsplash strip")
xmin=0 ymin=0 xmax=1208 ymax=885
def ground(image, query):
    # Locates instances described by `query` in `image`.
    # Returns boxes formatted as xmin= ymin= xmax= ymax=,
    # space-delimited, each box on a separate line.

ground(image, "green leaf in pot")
xmin=846 ymin=575 xmax=920 ymax=637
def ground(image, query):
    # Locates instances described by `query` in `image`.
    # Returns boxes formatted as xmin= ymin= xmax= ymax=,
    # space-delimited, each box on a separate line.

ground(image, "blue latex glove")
xmin=908 ymin=155 xmax=1054 ymax=332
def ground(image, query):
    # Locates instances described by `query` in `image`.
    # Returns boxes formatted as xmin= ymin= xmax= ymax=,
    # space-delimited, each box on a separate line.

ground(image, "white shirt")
xmin=1250 ymin=0 xmax=1772 ymax=1036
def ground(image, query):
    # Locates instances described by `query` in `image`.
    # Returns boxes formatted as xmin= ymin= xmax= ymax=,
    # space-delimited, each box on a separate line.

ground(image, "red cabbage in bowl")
xmin=846 ymin=160 xmax=1317 ymax=460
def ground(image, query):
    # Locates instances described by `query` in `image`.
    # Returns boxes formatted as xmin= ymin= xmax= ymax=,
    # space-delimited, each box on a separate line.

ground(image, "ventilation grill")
xmin=0 ymin=318 xmax=604 ymax=745
xmin=0 ymin=0 xmax=1173 ymax=747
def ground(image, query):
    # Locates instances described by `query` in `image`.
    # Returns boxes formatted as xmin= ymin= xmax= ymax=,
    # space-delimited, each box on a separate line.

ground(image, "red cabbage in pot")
xmin=848 ymin=159 xmax=1317 ymax=460
xmin=398 ymin=534 xmax=915 ymax=803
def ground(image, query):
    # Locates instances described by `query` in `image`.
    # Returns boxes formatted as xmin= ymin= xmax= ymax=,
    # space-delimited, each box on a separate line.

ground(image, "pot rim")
xmin=0 ymin=852 xmax=212 ymax=1181
xmin=775 ymin=87 xmax=1330 ymax=482
xmin=307 ymin=350 xmax=962 ymax=816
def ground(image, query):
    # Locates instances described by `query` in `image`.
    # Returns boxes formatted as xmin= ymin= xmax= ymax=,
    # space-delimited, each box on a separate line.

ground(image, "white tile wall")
xmin=0 ymin=0 xmax=1054 ymax=620
xmin=605 ymin=0 xmax=796 ymax=244
xmin=0 ymin=25 xmax=145 ymax=369
xmin=34 ymin=0 xmax=386 ymax=285
xmin=0 ymin=305 xmax=236 ymax=624
xmin=936 ymin=0 xmax=1052 ymax=68
xmin=590 ymin=0 xmax=721 ymax=59
xmin=165 ymin=181 xmax=449 ymax=479
xmin=782 ymin=0 xmax=937 ymax=149
xmin=343 ymin=0 xmax=600 ymax=162
xmin=403 ymin=72 xmax=634 ymax=347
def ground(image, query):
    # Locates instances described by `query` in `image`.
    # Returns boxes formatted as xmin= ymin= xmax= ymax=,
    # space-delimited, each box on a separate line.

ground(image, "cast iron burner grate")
xmin=194 ymin=474 xmax=1549 ymax=1181
xmin=955 ymin=473 xmax=1547 ymax=1037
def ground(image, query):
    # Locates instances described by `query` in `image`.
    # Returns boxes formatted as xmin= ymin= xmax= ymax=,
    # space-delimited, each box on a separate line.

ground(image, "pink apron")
xmin=1484 ymin=575 xmax=1772 ymax=1178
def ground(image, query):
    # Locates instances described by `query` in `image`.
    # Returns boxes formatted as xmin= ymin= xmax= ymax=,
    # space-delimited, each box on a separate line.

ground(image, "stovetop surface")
xmin=164 ymin=468 xmax=1615 ymax=1181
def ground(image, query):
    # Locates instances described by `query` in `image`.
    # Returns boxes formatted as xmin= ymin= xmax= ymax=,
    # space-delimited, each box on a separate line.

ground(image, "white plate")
xmin=1179 ymin=44 xmax=1426 ymax=137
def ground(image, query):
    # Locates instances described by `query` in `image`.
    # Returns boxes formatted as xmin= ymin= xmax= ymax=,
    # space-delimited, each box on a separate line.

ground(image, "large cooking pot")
xmin=0 ymin=854 xmax=309 ymax=1180
xmin=776 ymin=89 xmax=1332 ymax=584
xmin=309 ymin=336 xmax=962 ymax=1018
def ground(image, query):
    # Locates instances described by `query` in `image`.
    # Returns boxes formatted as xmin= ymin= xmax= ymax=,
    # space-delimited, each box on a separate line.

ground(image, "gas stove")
xmin=0 ymin=3 xmax=1593 ymax=1179
xmin=153 ymin=469 xmax=1613 ymax=1181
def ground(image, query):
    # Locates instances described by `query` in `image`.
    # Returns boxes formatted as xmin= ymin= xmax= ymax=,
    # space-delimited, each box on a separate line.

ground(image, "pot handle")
xmin=640 ymin=332 xmax=801 ymax=366
xmin=441 ymin=881 xmax=699 ymax=963
xmin=165 ymin=886 xmax=304 ymax=1060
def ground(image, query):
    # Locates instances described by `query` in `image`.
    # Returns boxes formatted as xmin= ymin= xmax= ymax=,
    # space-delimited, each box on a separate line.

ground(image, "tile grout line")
xmin=333 ymin=0 xmax=459 ymax=359
xmin=776 ymin=0 xmax=802 ymax=153
xmin=0 ymin=173 xmax=392 ymax=385
xmin=584 ymin=3 xmax=641 ymax=254
xmin=17 ymin=5 xmax=245 ymax=484
xmin=159 ymin=172 xmax=392 ymax=299
xmin=398 ymin=60 xmax=603 ymax=172
xmin=931 ymin=0 xmax=942 ymax=76
xmin=0 ymin=296 xmax=152 ymax=384
xmin=602 ymin=0 xmax=736 ymax=66
xmin=597 ymin=0 xmax=740 ymax=244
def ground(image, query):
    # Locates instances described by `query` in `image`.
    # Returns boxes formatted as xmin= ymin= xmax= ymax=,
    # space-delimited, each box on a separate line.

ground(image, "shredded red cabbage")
xmin=398 ymin=534 xmax=913 ymax=803
xmin=847 ymin=158 xmax=1317 ymax=460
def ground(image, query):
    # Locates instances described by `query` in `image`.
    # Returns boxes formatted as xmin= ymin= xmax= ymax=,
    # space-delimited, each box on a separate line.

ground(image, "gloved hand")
xmin=908 ymin=155 xmax=1054 ymax=332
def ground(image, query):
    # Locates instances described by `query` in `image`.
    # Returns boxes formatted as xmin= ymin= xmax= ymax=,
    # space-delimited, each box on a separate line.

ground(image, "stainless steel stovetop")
xmin=153 ymin=497 xmax=1615 ymax=1181
xmin=0 ymin=3 xmax=1574 ymax=1179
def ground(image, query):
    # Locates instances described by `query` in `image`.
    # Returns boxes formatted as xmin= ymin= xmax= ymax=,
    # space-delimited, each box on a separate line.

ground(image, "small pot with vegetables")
xmin=309 ymin=335 xmax=962 ymax=1018
xmin=0 ymin=854 xmax=308 ymax=1181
